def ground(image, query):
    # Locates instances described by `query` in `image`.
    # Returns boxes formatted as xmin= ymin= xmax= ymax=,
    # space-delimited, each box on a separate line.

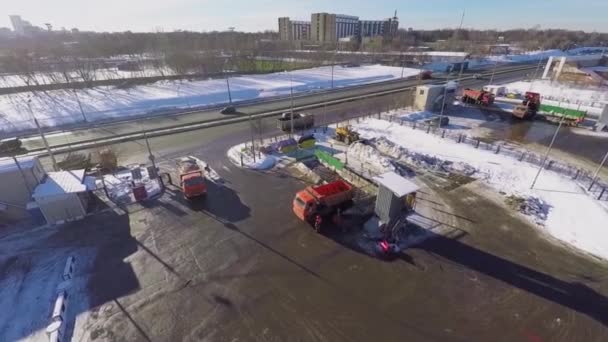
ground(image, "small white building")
xmin=32 ymin=169 xmax=96 ymax=225
xmin=414 ymin=84 xmax=450 ymax=112
xmin=0 ymin=156 xmax=46 ymax=222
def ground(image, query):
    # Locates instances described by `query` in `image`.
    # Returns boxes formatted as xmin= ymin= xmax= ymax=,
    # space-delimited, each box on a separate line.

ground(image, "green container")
xmin=540 ymin=104 xmax=586 ymax=119
xmin=315 ymin=149 xmax=344 ymax=170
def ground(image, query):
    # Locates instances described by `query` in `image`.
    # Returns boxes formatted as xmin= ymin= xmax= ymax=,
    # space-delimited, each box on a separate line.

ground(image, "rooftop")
xmin=374 ymin=172 xmax=419 ymax=197
xmin=33 ymin=169 xmax=95 ymax=198
xmin=0 ymin=156 xmax=38 ymax=173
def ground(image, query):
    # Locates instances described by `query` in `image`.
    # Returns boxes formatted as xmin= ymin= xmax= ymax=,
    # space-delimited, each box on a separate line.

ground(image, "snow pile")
xmin=369 ymin=137 xmax=477 ymax=176
xmin=352 ymin=118 xmax=608 ymax=260
xmin=396 ymin=110 xmax=436 ymax=122
xmin=0 ymin=64 xmax=419 ymax=133
xmin=346 ymin=142 xmax=396 ymax=175
xmin=506 ymin=195 xmax=551 ymax=226
xmin=227 ymin=143 xmax=276 ymax=170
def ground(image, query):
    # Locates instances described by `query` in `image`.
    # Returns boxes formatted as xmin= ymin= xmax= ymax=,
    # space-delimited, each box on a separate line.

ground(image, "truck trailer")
xmin=277 ymin=112 xmax=314 ymax=132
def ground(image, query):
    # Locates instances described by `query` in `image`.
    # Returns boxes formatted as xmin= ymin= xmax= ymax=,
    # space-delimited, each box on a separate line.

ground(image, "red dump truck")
xmin=177 ymin=157 xmax=207 ymax=200
xmin=513 ymin=91 xmax=541 ymax=119
xmin=462 ymin=88 xmax=495 ymax=106
xmin=293 ymin=180 xmax=354 ymax=232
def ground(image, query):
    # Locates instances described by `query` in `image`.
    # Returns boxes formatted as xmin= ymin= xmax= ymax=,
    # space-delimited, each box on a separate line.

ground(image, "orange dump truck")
xmin=462 ymin=88 xmax=495 ymax=106
xmin=293 ymin=180 xmax=354 ymax=232
xmin=177 ymin=158 xmax=207 ymax=199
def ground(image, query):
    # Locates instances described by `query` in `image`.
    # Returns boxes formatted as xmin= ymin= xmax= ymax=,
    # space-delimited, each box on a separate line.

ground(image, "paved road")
xmin=19 ymin=64 xmax=534 ymax=153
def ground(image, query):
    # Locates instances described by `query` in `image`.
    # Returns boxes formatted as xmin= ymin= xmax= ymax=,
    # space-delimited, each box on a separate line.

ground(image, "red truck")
xmin=462 ymin=88 xmax=495 ymax=106
xmin=177 ymin=157 xmax=207 ymax=199
xmin=513 ymin=92 xmax=541 ymax=119
xmin=293 ymin=180 xmax=354 ymax=232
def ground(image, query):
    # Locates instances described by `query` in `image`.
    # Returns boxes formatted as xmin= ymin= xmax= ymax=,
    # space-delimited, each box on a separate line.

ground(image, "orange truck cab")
xmin=293 ymin=180 xmax=354 ymax=225
xmin=180 ymin=171 xmax=206 ymax=199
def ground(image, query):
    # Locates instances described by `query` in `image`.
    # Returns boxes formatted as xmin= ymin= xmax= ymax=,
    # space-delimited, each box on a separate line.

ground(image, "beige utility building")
xmin=32 ymin=169 xmax=95 ymax=225
xmin=0 ymin=156 xmax=46 ymax=223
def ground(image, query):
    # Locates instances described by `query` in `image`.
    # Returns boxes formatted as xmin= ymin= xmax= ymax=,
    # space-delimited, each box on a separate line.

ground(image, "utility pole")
xmin=589 ymin=151 xmax=608 ymax=190
xmin=27 ymin=99 xmax=58 ymax=171
xmin=248 ymin=112 xmax=256 ymax=163
xmin=531 ymin=116 xmax=565 ymax=189
xmin=289 ymin=71 xmax=294 ymax=136
xmin=143 ymin=131 xmax=157 ymax=170
xmin=438 ymin=63 xmax=454 ymax=126
xmin=488 ymin=59 xmax=499 ymax=85
xmin=226 ymin=77 xmax=232 ymax=104
xmin=73 ymin=89 xmax=87 ymax=122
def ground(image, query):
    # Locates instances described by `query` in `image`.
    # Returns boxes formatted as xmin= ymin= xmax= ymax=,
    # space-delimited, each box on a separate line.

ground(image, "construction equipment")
xmin=462 ymin=88 xmax=495 ymax=106
xmin=177 ymin=157 xmax=207 ymax=200
xmin=293 ymin=180 xmax=354 ymax=232
xmin=277 ymin=112 xmax=314 ymax=132
xmin=334 ymin=126 xmax=361 ymax=145
xmin=512 ymin=92 xmax=541 ymax=119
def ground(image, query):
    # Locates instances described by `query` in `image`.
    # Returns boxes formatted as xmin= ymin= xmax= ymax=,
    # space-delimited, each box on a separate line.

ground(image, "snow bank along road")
xmin=16 ymin=64 xmax=536 ymax=156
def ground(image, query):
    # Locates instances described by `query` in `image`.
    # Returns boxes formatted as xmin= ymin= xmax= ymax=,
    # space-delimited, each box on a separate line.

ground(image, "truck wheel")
xmin=314 ymin=215 xmax=322 ymax=233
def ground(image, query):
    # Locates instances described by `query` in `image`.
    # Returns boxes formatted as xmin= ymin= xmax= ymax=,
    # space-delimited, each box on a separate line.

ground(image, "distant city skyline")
xmin=3 ymin=0 xmax=608 ymax=33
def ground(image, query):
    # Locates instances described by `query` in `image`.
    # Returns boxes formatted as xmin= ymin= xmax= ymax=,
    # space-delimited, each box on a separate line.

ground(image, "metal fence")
xmin=378 ymin=112 xmax=608 ymax=201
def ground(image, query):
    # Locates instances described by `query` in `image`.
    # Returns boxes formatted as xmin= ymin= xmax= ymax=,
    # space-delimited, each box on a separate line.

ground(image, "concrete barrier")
xmin=62 ymin=256 xmax=75 ymax=281
xmin=294 ymin=162 xmax=322 ymax=184
xmin=46 ymin=320 xmax=64 ymax=342
xmin=51 ymin=291 xmax=68 ymax=322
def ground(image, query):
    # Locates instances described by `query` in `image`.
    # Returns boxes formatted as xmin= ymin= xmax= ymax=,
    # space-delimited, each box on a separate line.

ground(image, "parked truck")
xmin=512 ymin=91 xmax=541 ymax=119
xmin=293 ymin=180 xmax=354 ymax=232
xmin=462 ymin=88 xmax=495 ymax=106
xmin=177 ymin=157 xmax=207 ymax=200
xmin=277 ymin=112 xmax=314 ymax=132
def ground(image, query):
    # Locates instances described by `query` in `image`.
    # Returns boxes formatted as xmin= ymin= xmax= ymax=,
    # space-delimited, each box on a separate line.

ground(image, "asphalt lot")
xmin=4 ymin=113 xmax=607 ymax=342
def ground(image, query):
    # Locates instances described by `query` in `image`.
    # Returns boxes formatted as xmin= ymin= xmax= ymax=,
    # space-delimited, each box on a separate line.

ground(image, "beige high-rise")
xmin=311 ymin=13 xmax=336 ymax=42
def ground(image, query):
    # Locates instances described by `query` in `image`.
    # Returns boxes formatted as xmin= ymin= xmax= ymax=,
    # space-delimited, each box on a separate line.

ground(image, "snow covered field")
xmin=347 ymin=118 xmax=608 ymax=260
xmin=0 ymin=65 xmax=419 ymax=133
xmin=496 ymin=80 xmax=607 ymax=115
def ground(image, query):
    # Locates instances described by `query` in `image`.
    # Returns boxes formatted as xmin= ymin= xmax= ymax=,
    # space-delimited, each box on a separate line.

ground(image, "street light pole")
xmin=589 ymin=151 xmax=608 ymax=190
xmin=27 ymin=100 xmax=58 ymax=171
xmin=488 ymin=59 xmax=499 ymax=85
xmin=289 ymin=71 xmax=294 ymax=136
xmin=226 ymin=77 xmax=232 ymax=104
xmin=531 ymin=116 xmax=565 ymax=189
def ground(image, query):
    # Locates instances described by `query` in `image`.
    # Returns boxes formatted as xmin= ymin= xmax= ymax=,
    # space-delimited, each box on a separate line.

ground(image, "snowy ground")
xmin=0 ymin=64 xmax=419 ymax=133
xmin=0 ymin=66 xmax=176 ymax=88
xmin=494 ymin=79 xmax=607 ymax=116
xmin=345 ymin=118 xmax=608 ymax=260
xmin=227 ymin=142 xmax=277 ymax=170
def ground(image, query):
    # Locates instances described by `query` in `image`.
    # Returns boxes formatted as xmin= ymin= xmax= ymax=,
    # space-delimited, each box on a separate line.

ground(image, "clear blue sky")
xmin=3 ymin=0 xmax=608 ymax=33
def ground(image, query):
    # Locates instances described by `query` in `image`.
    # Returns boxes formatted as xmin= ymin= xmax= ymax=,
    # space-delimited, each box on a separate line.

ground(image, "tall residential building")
xmin=281 ymin=11 xmax=399 ymax=42
xmin=278 ymin=17 xmax=291 ymax=40
xmin=359 ymin=20 xmax=384 ymax=37
xmin=9 ymin=15 xmax=24 ymax=34
xmin=335 ymin=14 xmax=359 ymax=39
xmin=278 ymin=17 xmax=311 ymax=41
xmin=9 ymin=15 xmax=36 ymax=35
xmin=311 ymin=13 xmax=336 ymax=42
xmin=359 ymin=13 xmax=399 ymax=40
